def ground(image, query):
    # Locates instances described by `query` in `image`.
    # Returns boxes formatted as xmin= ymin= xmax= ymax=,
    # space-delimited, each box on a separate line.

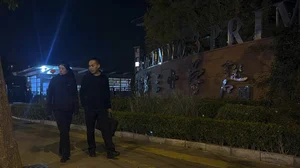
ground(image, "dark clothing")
xmin=96 ymin=113 xmax=118 ymax=137
xmin=47 ymin=72 xmax=78 ymax=158
xmin=79 ymin=73 xmax=111 ymax=110
xmin=80 ymin=73 xmax=115 ymax=153
xmin=47 ymin=73 xmax=79 ymax=112
xmin=54 ymin=110 xmax=73 ymax=157
xmin=85 ymin=108 xmax=115 ymax=152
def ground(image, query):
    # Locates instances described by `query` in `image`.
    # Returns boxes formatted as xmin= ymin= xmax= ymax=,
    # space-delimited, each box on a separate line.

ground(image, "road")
xmin=13 ymin=120 xmax=286 ymax=168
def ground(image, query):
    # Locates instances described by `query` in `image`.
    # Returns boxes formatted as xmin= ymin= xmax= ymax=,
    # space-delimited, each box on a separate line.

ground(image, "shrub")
xmin=110 ymin=95 xmax=225 ymax=117
xmin=109 ymin=94 xmax=269 ymax=118
xmin=215 ymin=98 xmax=272 ymax=107
xmin=11 ymin=104 xmax=300 ymax=156
xmin=11 ymin=103 xmax=47 ymax=120
xmin=267 ymin=27 xmax=300 ymax=106
xmin=215 ymin=104 xmax=272 ymax=123
xmin=215 ymin=104 xmax=298 ymax=126
xmin=195 ymin=99 xmax=225 ymax=118
xmin=111 ymin=96 xmax=131 ymax=112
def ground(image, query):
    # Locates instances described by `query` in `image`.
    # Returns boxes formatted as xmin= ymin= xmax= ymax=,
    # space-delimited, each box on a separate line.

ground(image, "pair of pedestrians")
xmin=47 ymin=58 xmax=119 ymax=163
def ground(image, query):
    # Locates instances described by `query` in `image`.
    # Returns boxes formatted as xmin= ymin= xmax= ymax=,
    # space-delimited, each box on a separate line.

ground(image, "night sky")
xmin=0 ymin=0 xmax=147 ymax=73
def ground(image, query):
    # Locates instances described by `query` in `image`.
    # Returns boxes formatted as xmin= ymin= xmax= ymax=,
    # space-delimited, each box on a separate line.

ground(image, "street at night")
xmin=1 ymin=0 xmax=300 ymax=167
xmin=14 ymin=119 xmax=285 ymax=168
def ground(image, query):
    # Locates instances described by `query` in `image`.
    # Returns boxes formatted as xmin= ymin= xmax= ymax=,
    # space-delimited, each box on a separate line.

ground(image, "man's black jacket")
xmin=79 ymin=73 xmax=111 ymax=110
xmin=47 ymin=73 xmax=79 ymax=113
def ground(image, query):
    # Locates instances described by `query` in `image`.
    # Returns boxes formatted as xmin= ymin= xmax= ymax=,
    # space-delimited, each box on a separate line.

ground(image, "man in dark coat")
xmin=47 ymin=62 xmax=79 ymax=163
xmin=80 ymin=58 xmax=120 ymax=159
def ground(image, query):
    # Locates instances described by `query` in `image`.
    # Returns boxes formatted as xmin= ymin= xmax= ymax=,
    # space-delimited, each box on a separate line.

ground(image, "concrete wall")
xmin=136 ymin=38 xmax=274 ymax=100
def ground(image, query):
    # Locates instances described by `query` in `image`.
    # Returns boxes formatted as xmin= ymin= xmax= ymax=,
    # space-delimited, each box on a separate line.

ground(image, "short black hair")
xmin=89 ymin=57 xmax=101 ymax=65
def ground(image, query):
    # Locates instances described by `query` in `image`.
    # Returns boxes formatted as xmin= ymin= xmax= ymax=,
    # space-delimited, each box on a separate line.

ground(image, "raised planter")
xmin=261 ymin=152 xmax=294 ymax=166
xmin=231 ymin=148 xmax=261 ymax=161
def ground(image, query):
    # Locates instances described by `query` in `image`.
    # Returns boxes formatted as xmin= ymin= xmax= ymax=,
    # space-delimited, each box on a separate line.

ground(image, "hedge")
xmin=10 ymin=104 xmax=300 ymax=156
xmin=111 ymin=96 xmax=230 ymax=118
xmin=215 ymin=104 xmax=299 ymax=125
xmin=111 ymin=96 xmax=298 ymax=126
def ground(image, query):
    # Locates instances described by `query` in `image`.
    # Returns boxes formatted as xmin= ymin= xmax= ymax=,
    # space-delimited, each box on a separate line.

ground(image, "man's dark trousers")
xmin=53 ymin=110 xmax=73 ymax=158
xmin=85 ymin=108 xmax=115 ymax=153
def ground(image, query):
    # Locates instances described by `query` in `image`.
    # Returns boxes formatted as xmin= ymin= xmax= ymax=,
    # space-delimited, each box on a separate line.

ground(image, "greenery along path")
xmin=14 ymin=119 xmax=285 ymax=168
xmin=12 ymin=103 xmax=300 ymax=157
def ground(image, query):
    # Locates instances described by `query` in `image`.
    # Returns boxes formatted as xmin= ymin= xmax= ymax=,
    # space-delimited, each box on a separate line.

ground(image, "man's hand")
xmin=107 ymin=108 xmax=113 ymax=113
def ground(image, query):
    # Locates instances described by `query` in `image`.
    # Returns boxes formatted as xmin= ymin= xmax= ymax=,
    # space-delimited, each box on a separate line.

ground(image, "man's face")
xmin=59 ymin=65 xmax=68 ymax=75
xmin=89 ymin=60 xmax=100 ymax=74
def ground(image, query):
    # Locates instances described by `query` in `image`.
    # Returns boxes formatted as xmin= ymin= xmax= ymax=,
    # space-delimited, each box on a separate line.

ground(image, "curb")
xmin=12 ymin=116 xmax=298 ymax=167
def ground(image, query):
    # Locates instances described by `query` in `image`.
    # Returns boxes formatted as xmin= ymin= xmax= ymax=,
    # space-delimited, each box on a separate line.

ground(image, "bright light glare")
xmin=135 ymin=62 xmax=140 ymax=67
xmin=40 ymin=65 xmax=47 ymax=72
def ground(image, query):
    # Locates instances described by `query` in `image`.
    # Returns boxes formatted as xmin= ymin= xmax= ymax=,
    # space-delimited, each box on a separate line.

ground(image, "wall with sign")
xmin=135 ymin=38 xmax=273 ymax=100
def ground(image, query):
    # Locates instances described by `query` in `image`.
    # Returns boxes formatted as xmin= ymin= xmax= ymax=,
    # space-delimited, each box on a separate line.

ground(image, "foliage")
xmin=111 ymin=95 xmax=299 ymax=126
xmin=0 ymin=0 xmax=19 ymax=10
xmin=215 ymin=104 xmax=299 ymax=126
xmin=111 ymin=94 xmax=225 ymax=117
xmin=144 ymin=0 xmax=273 ymax=50
xmin=267 ymin=27 xmax=300 ymax=106
xmin=115 ymin=112 xmax=300 ymax=156
xmin=111 ymin=96 xmax=132 ymax=112
xmin=11 ymin=104 xmax=47 ymax=120
xmin=111 ymin=94 xmax=272 ymax=118
xmin=11 ymin=103 xmax=300 ymax=156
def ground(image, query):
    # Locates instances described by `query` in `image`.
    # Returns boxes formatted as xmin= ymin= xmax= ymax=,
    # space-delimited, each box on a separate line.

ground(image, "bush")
xmin=215 ymin=98 xmax=272 ymax=107
xmin=194 ymin=99 xmax=225 ymax=118
xmin=11 ymin=104 xmax=300 ymax=156
xmin=109 ymin=95 xmax=270 ymax=118
xmin=111 ymin=96 xmax=131 ymax=112
xmin=215 ymin=104 xmax=298 ymax=126
xmin=11 ymin=103 xmax=47 ymax=120
xmin=267 ymin=27 xmax=300 ymax=105
xmin=216 ymin=104 xmax=272 ymax=123
xmin=110 ymin=96 xmax=225 ymax=117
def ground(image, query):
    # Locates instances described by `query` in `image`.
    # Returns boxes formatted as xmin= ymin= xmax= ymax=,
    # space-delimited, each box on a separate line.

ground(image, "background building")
xmin=7 ymin=65 xmax=132 ymax=103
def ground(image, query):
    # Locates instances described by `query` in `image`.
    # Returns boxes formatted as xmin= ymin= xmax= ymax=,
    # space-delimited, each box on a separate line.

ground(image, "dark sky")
xmin=0 ymin=0 xmax=147 ymax=72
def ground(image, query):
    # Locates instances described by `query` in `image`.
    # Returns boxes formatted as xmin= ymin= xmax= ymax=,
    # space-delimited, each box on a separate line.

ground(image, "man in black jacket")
xmin=80 ymin=58 xmax=120 ymax=159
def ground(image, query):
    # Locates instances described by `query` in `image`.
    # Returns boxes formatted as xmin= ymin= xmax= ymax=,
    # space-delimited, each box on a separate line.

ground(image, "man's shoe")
xmin=112 ymin=150 xmax=120 ymax=157
xmin=107 ymin=150 xmax=120 ymax=159
xmin=89 ymin=151 xmax=96 ymax=157
xmin=60 ymin=157 xmax=70 ymax=163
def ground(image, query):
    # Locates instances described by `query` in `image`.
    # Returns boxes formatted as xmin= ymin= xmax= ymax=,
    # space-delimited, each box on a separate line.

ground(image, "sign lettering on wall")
xmin=227 ymin=18 xmax=244 ymax=46
xmin=144 ymin=72 xmax=151 ymax=93
xmin=254 ymin=10 xmax=262 ymax=40
xmin=238 ymin=86 xmax=251 ymax=99
xmin=220 ymin=61 xmax=248 ymax=98
xmin=167 ymin=69 xmax=179 ymax=89
xmin=154 ymin=73 xmax=162 ymax=93
xmin=210 ymin=25 xmax=221 ymax=50
xmin=137 ymin=76 xmax=144 ymax=96
xmin=275 ymin=0 xmax=300 ymax=27
xmin=189 ymin=58 xmax=205 ymax=95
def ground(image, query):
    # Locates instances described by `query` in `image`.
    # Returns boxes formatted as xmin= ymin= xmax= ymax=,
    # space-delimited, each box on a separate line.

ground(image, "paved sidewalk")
xmin=14 ymin=120 xmax=288 ymax=168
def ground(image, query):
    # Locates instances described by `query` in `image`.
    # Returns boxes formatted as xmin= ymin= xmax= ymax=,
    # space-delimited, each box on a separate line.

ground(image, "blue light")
xmin=45 ymin=0 xmax=69 ymax=64
xmin=40 ymin=65 xmax=47 ymax=72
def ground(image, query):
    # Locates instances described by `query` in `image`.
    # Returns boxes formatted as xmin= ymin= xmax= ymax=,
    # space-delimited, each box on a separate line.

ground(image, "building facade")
xmin=9 ymin=65 xmax=132 ymax=103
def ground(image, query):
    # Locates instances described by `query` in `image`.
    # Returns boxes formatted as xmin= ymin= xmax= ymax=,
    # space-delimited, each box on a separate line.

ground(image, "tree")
xmin=267 ymin=26 xmax=300 ymax=106
xmin=0 ymin=59 xmax=23 ymax=168
xmin=0 ymin=0 xmax=18 ymax=10
xmin=144 ymin=0 xmax=273 ymax=50
xmin=0 ymin=2 xmax=22 ymax=168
